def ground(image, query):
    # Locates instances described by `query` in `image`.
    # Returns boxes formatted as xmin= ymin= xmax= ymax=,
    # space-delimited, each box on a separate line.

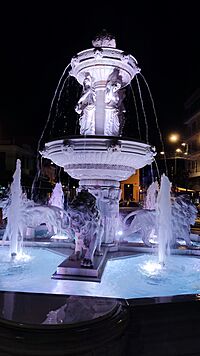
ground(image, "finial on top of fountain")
xmin=92 ymin=29 xmax=116 ymax=48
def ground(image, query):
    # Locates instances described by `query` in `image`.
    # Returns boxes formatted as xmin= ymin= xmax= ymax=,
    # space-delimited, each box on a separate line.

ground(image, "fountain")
xmin=40 ymin=31 xmax=156 ymax=279
xmin=0 ymin=31 xmax=199 ymax=293
xmin=1 ymin=31 xmax=200 ymax=356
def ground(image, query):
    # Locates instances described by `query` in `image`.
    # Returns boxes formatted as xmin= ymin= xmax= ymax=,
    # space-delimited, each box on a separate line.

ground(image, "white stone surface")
xmin=42 ymin=137 xmax=156 ymax=181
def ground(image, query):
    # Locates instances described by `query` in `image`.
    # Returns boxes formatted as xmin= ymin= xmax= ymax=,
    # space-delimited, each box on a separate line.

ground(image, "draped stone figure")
xmin=75 ymin=73 xmax=96 ymax=135
xmin=104 ymin=68 xmax=126 ymax=136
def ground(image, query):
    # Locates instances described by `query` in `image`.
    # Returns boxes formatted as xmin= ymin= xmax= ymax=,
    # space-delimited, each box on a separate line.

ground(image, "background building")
xmin=184 ymin=89 xmax=200 ymax=201
xmin=120 ymin=170 xmax=140 ymax=203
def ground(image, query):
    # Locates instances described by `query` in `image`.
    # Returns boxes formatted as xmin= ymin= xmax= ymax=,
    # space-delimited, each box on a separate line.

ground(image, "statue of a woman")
xmin=75 ymin=73 xmax=96 ymax=135
xmin=104 ymin=69 xmax=126 ymax=136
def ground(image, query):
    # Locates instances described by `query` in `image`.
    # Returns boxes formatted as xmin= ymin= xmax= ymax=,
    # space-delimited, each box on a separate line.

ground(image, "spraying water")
xmin=31 ymin=64 xmax=71 ymax=201
xmin=157 ymin=174 xmax=172 ymax=266
xmin=144 ymin=180 xmax=159 ymax=210
xmin=3 ymin=159 xmax=23 ymax=258
xmin=48 ymin=182 xmax=64 ymax=210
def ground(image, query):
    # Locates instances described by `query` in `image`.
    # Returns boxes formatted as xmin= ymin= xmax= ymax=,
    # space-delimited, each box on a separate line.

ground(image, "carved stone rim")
xmin=65 ymin=164 xmax=134 ymax=171
xmin=42 ymin=137 xmax=156 ymax=166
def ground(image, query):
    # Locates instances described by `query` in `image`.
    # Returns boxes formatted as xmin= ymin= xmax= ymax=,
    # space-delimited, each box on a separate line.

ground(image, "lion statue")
xmin=123 ymin=194 xmax=197 ymax=248
xmin=67 ymin=189 xmax=103 ymax=268
xmin=123 ymin=208 xmax=156 ymax=246
xmin=2 ymin=199 xmax=69 ymax=249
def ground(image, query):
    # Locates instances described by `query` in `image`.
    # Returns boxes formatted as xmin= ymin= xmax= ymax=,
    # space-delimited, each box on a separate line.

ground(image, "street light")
xmin=169 ymin=133 xmax=180 ymax=143
xmin=168 ymin=133 xmax=188 ymax=153
xmin=168 ymin=133 xmax=189 ymax=183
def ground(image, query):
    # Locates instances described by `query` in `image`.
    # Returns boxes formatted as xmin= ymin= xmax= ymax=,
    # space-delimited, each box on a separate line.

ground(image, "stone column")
xmin=94 ymin=82 xmax=106 ymax=135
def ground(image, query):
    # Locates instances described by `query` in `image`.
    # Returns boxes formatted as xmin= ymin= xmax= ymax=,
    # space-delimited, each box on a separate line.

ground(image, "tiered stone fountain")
xmin=41 ymin=32 xmax=156 ymax=278
xmin=1 ymin=33 xmax=200 ymax=356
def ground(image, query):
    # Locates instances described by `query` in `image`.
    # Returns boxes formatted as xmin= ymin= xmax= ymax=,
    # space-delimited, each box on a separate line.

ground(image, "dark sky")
xmin=0 ymin=2 xmax=199 ymax=150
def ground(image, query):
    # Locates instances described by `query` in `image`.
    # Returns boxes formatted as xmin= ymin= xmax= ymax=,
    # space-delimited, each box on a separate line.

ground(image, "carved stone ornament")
xmin=62 ymin=144 xmax=74 ymax=153
xmin=94 ymin=48 xmax=103 ymax=59
xmin=92 ymin=30 xmax=116 ymax=48
xmin=107 ymin=143 xmax=122 ymax=153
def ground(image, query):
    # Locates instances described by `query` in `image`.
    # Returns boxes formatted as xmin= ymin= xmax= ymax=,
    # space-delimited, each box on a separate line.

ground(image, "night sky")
xmin=0 ymin=2 xmax=199 ymax=151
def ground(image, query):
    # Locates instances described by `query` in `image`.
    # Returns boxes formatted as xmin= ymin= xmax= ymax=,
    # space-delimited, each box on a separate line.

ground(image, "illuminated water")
xmin=1 ymin=246 xmax=200 ymax=299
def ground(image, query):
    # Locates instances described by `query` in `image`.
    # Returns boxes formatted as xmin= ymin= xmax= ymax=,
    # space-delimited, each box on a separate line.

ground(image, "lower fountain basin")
xmin=1 ymin=245 xmax=200 ymax=300
xmin=1 ymin=245 xmax=200 ymax=356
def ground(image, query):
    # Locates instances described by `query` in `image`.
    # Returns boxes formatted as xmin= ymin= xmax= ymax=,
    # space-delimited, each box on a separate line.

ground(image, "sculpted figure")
xmin=123 ymin=194 xmax=197 ymax=248
xmin=67 ymin=189 xmax=103 ymax=268
xmin=92 ymin=30 xmax=116 ymax=48
xmin=171 ymin=194 xmax=197 ymax=247
xmin=2 ymin=194 xmax=69 ymax=243
xmin=75 ymin=73 xmax=96 ymax=135
xmin=123 ymin=208 xmax=156 ymax=247
xmin=104 ymin=68 xmax=126 ymax=136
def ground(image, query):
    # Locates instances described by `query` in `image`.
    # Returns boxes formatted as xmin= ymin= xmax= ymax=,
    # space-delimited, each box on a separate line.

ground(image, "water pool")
xmin=0 ymin=246 xmax=200 ymax=299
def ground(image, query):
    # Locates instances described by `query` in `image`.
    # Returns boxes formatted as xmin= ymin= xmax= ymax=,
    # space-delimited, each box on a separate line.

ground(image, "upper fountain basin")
xmin=70 ymin=48 xmax=140 ymax=87
xmin=41 ymin=136 xmax=156 ymax=181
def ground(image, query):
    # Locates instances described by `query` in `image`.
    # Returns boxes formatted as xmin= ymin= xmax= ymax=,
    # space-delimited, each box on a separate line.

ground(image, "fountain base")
xmin=52 ymin=246 xmax=108 ymax=282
